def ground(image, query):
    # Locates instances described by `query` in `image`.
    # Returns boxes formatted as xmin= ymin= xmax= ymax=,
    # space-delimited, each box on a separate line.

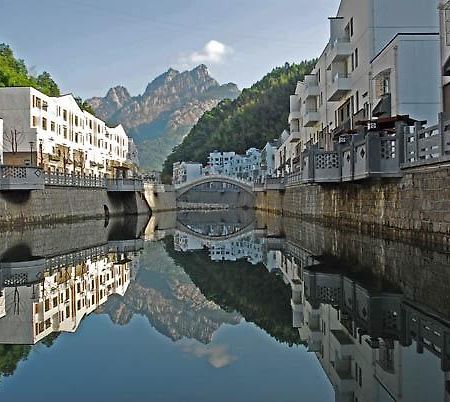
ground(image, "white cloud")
xmin=179 ymin=40 xmax=233 ymax=68
xmin=178 ymin=339 xmax=238 ymax=369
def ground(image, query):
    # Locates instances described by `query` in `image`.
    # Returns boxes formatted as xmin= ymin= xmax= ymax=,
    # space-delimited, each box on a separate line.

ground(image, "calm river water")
xmin=0 ymin=210 xmax=449 ymax=402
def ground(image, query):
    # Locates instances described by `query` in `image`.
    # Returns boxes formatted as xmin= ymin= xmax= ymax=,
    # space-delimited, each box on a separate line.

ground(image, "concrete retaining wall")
xmin=0 ymin=187 xmax=150 ymax=228
xmin=256 ymin=166 xmax=450 ymax=246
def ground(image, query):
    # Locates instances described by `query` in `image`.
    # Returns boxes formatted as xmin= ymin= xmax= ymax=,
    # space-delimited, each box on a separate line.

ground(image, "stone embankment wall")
xmin=255 ymin=211 xmax=450 ymax=317
xmin=256 ymin=166 xmax=450 ymax=246
xmin=144 ymin=184 xmax=177 ymax=212
xmin=0 ymin=187 xmax=149 ymax=228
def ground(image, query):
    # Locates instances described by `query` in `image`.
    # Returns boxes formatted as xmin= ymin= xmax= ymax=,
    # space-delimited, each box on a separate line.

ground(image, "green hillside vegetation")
xmin=0 ymin=44 xmax=93 ymax=115
xmin=0 ymin=43 xmax=60 ymax=97
xmin=162 ymin=60 xmax=316 ymax=181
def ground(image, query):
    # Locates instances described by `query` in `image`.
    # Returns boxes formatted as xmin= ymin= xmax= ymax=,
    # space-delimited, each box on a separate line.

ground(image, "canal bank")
xmin=255 ymin=166 xmax=450 ymax=247
xmin=0 ymin=186 xmax=150 ymax=227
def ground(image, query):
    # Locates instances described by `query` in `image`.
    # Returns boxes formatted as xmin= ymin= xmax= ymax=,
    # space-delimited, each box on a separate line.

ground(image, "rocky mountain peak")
xmin=87 ymin=65 xmax=240 ymax=170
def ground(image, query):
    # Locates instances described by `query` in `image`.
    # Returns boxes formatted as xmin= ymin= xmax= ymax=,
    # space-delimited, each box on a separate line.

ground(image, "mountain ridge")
xmin=87 ymin=65 xmax=240 ymax=170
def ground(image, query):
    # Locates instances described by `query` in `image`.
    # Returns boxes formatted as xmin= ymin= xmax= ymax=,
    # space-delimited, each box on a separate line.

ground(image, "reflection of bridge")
xmin=175 ymin=220 xmax=259 ymax=242
xmin=175 ymin=175 xmax=254 ymax=197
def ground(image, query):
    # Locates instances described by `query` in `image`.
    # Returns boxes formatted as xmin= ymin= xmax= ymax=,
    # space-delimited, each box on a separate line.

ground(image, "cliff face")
xmin=87 ymin=65 xmax=240 ymax=171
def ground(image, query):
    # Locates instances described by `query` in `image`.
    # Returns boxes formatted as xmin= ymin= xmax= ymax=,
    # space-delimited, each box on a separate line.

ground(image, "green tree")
xmin=0 ymin=43 xmax=60 ymax=97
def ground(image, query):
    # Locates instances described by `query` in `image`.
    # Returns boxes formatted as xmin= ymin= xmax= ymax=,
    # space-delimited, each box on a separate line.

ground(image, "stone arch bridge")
xmin=175 ymin=175 xmax=255 ymax=208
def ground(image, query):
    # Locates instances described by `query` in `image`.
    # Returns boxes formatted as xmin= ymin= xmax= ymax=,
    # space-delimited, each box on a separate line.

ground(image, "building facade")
xmin=259 ymin=140 xmax=278 ymax=182
xmin=172 ymin=161 xmax=203 ymax=186
xmin=0 ymin=87 xmax=135 ymax=176
xmin=288 ymin=0 xmax=440 ymax=154
xmin=440 ymin=0 xmax=450 ymax=117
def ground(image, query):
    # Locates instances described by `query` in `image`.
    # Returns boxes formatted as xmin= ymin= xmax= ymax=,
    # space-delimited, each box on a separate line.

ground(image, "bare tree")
xmin=3 ymin=129 xmax=24 ymax=153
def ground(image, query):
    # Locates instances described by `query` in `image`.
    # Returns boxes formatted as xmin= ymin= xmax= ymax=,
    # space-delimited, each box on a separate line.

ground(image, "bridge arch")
xmin=175 ymin=175 xmax=254 ymax=198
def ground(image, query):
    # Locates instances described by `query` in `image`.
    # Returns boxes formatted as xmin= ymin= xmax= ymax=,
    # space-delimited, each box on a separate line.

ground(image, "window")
xmin=63 ymin=109 xmax=67 ymax=121
xmin=351 ymin=53 xmax=355 ymax=71
xmin=32 ymin=116 xmax=38 ymax=127
xmin=66 ymin=305 xmax=70 ymax=318
xmin=51 ymin=121 xmax=55 ymax=132
xmin=53 ymin=297 xmax=58 ymax=308
xmin=44 ymin=299 xmax=50 ymax=312
xmin=42 ymin=117 xmax=47 ymax=130
xmin=356 ymin=91 xmax=359 ymax=112
xmin=354 ymin=48 xmax=359 ymax=68
xmin=350 ymin=17 xmax=354 ymax=37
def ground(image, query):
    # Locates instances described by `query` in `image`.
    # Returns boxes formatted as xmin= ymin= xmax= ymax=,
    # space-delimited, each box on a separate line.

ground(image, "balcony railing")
xmin=328 ymin=73 xmax=351 ymax=101
xmin=328 ymin=37 xmax=352 ymax=66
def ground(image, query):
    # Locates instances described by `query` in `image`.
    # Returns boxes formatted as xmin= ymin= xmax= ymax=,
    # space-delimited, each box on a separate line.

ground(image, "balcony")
xmin=288 ymin=111 xmax=302 ymax=122
xmin=303 ymin=109 xmax=320 ymax=127
xmin=328 ymin=38 xmax=352 ymax=67
xmin=303 ymin=75 xmax=320 ymax=99
xmin=289 ymin=131 xmax=301 ymax=142
xmin=290 ymin=95 xmax=300 ymax=112
xmin=328 ymin=73 xmax=351 ymax=101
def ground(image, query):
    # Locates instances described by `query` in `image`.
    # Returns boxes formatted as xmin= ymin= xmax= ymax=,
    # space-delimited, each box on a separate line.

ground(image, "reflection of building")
xmin=282 ymin=254 xmax=450 ymax=402
xmin=0 ymin=87 xmax=135 ymax=175
xmin=0 ymin=248 xmax=134 ymax=345
xmin=173 ymin=229 xmax=264 ymax=265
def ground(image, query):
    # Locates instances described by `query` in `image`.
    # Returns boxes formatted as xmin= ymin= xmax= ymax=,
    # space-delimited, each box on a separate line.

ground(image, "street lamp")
xmin=39 ymin=139 xmax=43 ymax=168
xmin=28 ymin=141 xmax=35 ymax=166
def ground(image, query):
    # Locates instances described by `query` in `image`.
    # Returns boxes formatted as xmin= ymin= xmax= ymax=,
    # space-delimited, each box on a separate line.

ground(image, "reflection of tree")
xmin=0 ymin=345 xmax=31 ymax=377
xmin=163 ymin=237 xmax=302 ymax=346
xmin=0 ymin=332 xmax=60 ymax=378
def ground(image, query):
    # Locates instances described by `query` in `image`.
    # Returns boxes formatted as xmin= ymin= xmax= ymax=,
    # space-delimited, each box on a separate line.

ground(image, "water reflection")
xmin=0 ymin=217 xmax=146 ymax=346
xmin=150 ymin=211 xmax=450 ymax=402
xmin=1 ymin=210 xmax=450 ymax=402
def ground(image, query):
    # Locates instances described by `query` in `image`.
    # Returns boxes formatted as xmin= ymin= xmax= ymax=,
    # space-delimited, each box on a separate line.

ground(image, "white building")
xmin=172 ymin=161 xmax=203 ymax=186
xmin=289 ymin=0 xmax=440 ymax=154
xmin=259 ymin=140 xmax=279 ymax=182
xmin=206 ymin=151 xmax=237 ymax=176
xmin=0 ymin=87 xmax=134 ymax=176
xmin=274 ymin=130 xmax=297 ymax=176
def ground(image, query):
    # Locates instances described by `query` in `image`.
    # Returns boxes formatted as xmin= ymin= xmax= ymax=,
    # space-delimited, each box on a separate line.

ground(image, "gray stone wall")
xmin=256 ymin=167 xmax=450 ymax=246
xmin=0 ymin=187 xmax=150 ymax=228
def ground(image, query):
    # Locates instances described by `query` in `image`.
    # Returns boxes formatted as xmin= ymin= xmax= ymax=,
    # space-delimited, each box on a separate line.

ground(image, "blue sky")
xmin=1 ymin=0 xmax=340 ymax=98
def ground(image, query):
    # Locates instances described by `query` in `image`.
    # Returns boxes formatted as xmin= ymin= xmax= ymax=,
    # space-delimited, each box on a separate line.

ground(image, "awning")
xmin=372 ymin=94 xmax=391 ymax=118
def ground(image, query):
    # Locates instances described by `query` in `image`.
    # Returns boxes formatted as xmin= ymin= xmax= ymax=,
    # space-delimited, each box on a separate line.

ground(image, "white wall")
xmin=0 ymin=118 xmax=3 ymax=164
